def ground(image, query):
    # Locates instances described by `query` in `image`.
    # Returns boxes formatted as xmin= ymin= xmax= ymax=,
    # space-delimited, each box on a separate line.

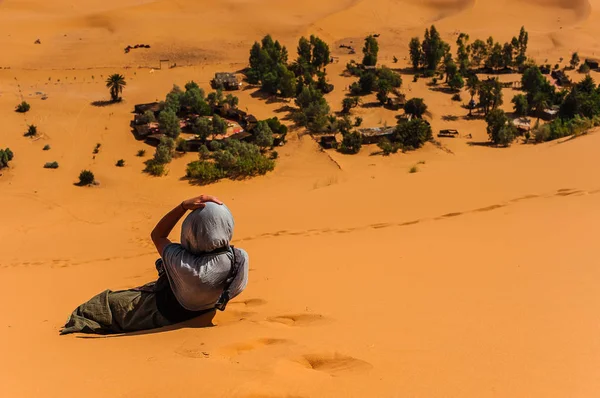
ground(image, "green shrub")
xmin=377 ymin=138 xmax=398 ymax=156
xmin=116 ymin=159 xmax=125 ymax=167
xmin=579 ymin=63 xmax=591 ymax=74
xmin=144 ymin=159 xmax=166 ymax=176
xmin=186 ymin=140 xmax=274 ymax=183
xmin=339 ymin=132 xmax=362 ymax=154
xmin=44 ymin=161 xmax=59 ymax=169
xmin=185 ymin=161 xmax=224 ymax=183
xmin=409 ymin=166 xmax=418 ymax=173
xmin=139 ymin=110 xmax=156 ymax=124
xmin=136 ymin=149 xmax=146 ymax=157
xmin=24 ymin=124 xmax=38 ymax=137
xmin=93 ymin=143 xmax=101 ymax=154
xmin=176 ymin=138 xmax=189 ymax=153
xmin=43 ymin=144 xmax=51 ymax=151
xmin=393 ymin=119 xmax=432 ymax=149
xmin=15 ymin=101 xmax=30 ymax=113
xmin=78 ymin=170 xmax=95 ymax=185
xmin=270 ymin=151 xmax=278 ymax=159
xmin=451 ymin=93 xmax=462 ymax=102
xmin=0 ymin=148 xmax=14 ymax=169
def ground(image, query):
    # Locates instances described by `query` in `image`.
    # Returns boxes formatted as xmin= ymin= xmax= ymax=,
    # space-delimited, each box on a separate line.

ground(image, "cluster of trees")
xmin=348 ymin=64 xmax=403 ymax=105
xmin=293 ymin=85 xmax=331 ymax=132
xmin=409 ymin=26 xmax=529 ymax=94
xmin=144 ymin=136 xmax=176 ymax=176
xmin=0 ymin=148 xmax=14 ymax=169
xmin=247 ymin=34 xmax=332 ymax=98
xmin=155 ymin=82 xmax=239 ymax=140
xmin=186 ymin=139 xmax=275 ymax=184
xmin=532 ymin=75 xmax=600 ymax=142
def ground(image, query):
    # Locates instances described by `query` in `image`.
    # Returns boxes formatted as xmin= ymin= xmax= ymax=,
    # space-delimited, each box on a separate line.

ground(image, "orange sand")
xmin=2 ymin=0 xmax=600 ymax=396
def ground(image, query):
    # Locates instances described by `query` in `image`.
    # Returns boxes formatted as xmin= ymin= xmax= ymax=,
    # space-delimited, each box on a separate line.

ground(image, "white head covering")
xmin=180 ymin=202 xmax=234 ymax=254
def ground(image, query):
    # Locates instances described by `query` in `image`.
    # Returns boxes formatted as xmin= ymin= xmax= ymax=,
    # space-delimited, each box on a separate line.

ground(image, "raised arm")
xmin=151 ymin=195 xmax=223 ymax=257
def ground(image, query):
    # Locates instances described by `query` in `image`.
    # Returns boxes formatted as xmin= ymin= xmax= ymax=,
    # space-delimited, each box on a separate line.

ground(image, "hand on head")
xmin=181 ymin=195 xmax=223 ymax=211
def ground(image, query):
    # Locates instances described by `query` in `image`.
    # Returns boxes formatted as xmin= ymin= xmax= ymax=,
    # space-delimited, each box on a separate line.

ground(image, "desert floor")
xmin=2 ymin=0 xmax=600 ymax=397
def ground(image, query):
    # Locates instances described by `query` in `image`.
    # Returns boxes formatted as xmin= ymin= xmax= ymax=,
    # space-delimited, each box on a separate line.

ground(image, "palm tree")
xmin=106 ymin=74 xmax=126 ymax=102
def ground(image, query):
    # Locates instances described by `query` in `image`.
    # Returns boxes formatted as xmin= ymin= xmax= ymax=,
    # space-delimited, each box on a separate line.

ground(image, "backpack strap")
xmin=214 ymin=246 xmax=239 ymax=311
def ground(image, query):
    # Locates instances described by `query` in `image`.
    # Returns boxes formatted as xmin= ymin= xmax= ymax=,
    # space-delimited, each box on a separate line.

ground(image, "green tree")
xmin=105 ymin=73 xmax=126 ymax=102
xmin=225 ymin=94 xmax=239 ymax=109
xmin=376 ymin=79 xmax=392 ymax=105
xmin=514 ymin=26 xmax=529 ymax=67
xmin=477 ymin=78 xmax=503 ymax=115
xmin=393 ymin=119 xmax=432 ymax=149
xmin=570 ymin=52 xmax=581 ymax=69
xmin=409 ymin=37 xmax=423 ymax=70
xmin=192 ymin=117 xmax=212 ymax=141
xmin=486 ymin=109 xmax=515 ymax=146
xmin=158 ymin=109 xmax=181 ymax=138
xmin=277 ymin=64 xmax=297 ymax=97
xmin=339 ymin=132 xmax=362 ymax=154
xmin=207 ymin=89 xmax=224 ymax=107
xmin=164 ymin=85 xmax=183 ymax=113
xmin=456 ymin=33 xmax=470 ymax=74
xmin=487 ymin=42 xmax=503 ymax=70
xmin=140 ymin=110 xmax=156 ymax=124
xmin=444 ymin=59 xmax=458 ymax=83
xmin=502 ymin=42 xmax=514 ymax=68
xmin=378 ymin=66 xmax=402 ymax=88
xmin=253 ymin=120 xmax=274 ymax=149
xmin=362 ymin=35 xmax=379 ymax=66
xmin=422 ymin=25 xmax=447 ymax=71
xmin=342 ymin=96 xmax=360 ymax=113
xmin=532 ymin=92 xmax=550 ymax=121
xmin=512 ymin=94 xmax=529 ymax=117
xmin=448 ymin=73 xmax=464 ymax=91
xmin=212 ymin=115 xmax=228 ymax=138
xmin=469 ymin=39 xmax=488 ymax=68
xmin=404 ymin=98 xmax=428 ymax=118
xmin=294 ymin=85 xmax=331 ymax=132
xmin=310 ymin=35 xmax=330 ymax=70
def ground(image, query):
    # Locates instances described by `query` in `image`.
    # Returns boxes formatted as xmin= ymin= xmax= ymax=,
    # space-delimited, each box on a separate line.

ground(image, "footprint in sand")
xmin=175 ymin=345 xmax=210 ymax=359
xmin=266 ymin=314 xmax=326 ymax=326
xmin=229 ymin=298 xmax=267 ymax=308
xmin=297 ymin=353 xmax=372 ymax=376
xmin=219 ymin=338 xmax=290 ymax=357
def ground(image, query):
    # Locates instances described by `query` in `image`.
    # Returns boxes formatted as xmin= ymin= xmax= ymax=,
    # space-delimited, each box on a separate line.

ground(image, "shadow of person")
xmin=75 ymin=310 xmax=217 ymax=339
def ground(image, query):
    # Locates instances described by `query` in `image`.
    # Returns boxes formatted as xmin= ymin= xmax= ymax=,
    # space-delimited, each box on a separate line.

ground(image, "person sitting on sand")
xmin=61 ymin=195 xmax=248 ymax=335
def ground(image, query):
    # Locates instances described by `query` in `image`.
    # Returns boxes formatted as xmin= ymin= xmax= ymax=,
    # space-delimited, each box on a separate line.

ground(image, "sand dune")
xmin=2 ymin=0 xmax=600 ymax=396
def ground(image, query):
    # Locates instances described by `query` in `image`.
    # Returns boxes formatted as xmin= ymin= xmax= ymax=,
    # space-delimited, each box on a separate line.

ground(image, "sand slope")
xmin=2 ymin=0 xmax=600 ymax=396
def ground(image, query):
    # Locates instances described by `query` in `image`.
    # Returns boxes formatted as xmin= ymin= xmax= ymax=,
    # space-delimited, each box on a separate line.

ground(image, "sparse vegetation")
xmin=15 ymin=101 xmax=30 ymax=113
xmin=44 ymin=161 xmax=59 ymax=169
xmin=116 ymin=159 xmax=125 ymax=167
xmin=93 ymin=143 xmax=101 ymax=154
xmin=43 ymin=144 xmax=51 ymax=151
xmin=78 ymin=170 xmax=95 ymax=186
xmin=136 ymin=149 xmax=146 ymax=157
xmin=409 ymin=166 xmax=418 ymax=173
xmin=24 ymin=124 xmax=38 ymax=137
xmin=0 ymin=148 xmax=14 ymax=169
